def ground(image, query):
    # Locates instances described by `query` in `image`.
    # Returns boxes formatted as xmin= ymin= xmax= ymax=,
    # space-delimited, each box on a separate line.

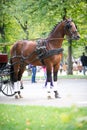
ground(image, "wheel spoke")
xmin=1 ymin=76 xmax=15 ymax=96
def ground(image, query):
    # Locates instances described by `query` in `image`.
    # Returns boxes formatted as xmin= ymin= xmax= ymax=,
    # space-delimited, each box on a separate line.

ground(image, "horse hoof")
xmin=55 ymin=94 xmax=61 ymax=98
xmin=19 ymin=94 xmax=23 ymax=98
xmin=47 ymin=95 xmax=52 ymax=99
xmin=15 ymin=95 xmax=19 ymax=99
xmin=47 ymin=91 xmax=52 ymax=99
xmin=20 ymin=86 xmax=24 ymax=89
xmin=54 ymin=93 xmax=61 ymax=98
xmin=54 ymin=91 xmax=60 ymax=98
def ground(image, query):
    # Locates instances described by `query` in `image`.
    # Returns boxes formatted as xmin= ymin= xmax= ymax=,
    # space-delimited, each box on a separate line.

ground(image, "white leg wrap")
xmin=53 ymin=81 xmax=59 ymax=98
xmin=47 ymin=82 xmax=51 ymax=91
xmin=14 ymin=81 xmax=20 ymax=92
xmin=47 ymin=82 xmax=55 ymax=99
xmin=53 ymin=81 xmax=58 ymax=91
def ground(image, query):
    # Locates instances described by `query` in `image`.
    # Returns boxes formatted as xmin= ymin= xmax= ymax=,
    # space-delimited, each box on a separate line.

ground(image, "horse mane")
xmin=48 ymin=21 xmax=62 ymax=36
xmin=48 ymin=18 xmax=77 ymax=36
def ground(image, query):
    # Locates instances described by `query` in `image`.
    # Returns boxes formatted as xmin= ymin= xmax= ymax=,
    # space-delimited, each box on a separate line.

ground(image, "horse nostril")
xmin=77 ymin=35 xmax=80 ymax=39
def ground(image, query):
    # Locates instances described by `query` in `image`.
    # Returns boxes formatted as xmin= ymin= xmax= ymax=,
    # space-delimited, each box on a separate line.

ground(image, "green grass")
xmin=0 ymin=104 xmax=87 ymax=130
xmin=22 ymin=74 xmax=87 ymax=81
xmin=58 ymin=75 xmax=87 ymax=79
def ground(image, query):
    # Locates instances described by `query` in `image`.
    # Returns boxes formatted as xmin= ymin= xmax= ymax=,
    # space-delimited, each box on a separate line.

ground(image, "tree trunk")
xmin=67 ymin=40 xmax=73 ymax=75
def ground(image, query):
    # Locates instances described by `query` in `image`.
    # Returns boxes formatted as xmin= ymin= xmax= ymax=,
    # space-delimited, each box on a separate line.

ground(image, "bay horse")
xmin=10 ymin=18 xmax=80 ymax=99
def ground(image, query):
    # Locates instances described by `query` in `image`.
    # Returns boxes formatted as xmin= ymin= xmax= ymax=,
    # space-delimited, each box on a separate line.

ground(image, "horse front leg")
xmin=45 ymin=71 xmax=53 ymax=87
xmin=53 ymin=67 xmax=60 ymax=98
xmin=53 ymin=72 xmax=59 ymax=98
xmin=18 ymin=65 xmax=26 ymax=89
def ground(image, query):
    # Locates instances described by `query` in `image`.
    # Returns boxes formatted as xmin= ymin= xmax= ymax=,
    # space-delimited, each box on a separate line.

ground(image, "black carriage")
xmin=0 ymin=53 xmax=15 ymax=96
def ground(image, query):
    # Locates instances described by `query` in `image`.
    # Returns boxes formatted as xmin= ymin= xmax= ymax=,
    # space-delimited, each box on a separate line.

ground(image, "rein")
xmin=29 ymin=35 xmax=77 ymax=42
xmin=30 ymin=37 xmax=67 ymax=42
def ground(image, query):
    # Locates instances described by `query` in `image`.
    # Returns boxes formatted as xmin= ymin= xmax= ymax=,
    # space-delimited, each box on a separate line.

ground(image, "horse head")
xmin=64 ymin=18 xmax=80 ymax=40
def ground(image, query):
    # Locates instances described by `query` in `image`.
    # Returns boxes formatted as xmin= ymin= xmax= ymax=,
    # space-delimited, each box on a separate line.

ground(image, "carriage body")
xmin=0 ymin=54 xmax=8 ymax=69
xmin=0 ymin=53 xmax=15 ymax=96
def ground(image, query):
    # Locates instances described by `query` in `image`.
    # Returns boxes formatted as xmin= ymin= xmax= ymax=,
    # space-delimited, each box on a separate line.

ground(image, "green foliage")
xmin=0 ymin=104 xmax=87 ymax=130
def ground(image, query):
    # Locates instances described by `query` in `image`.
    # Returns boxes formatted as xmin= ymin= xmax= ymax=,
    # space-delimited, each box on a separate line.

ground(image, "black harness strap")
xmin=35 ymin=40 xmax=47 ymax=65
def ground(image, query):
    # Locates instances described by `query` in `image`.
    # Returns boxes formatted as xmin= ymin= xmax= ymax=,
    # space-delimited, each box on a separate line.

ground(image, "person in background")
xmin=42 ymin=66 xmax=46 ymax=79
xmin=59 ymin=63 xmax=63 ymax=74
xmin=80 ymin=52 xmax=87 ymax=75
xmin=31 ymin=65 xmax=37 ymax=83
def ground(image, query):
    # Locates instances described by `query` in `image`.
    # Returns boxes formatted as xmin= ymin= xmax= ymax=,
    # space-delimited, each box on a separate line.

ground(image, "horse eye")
xmin=66 ymin=24 xmax=72 ymax=29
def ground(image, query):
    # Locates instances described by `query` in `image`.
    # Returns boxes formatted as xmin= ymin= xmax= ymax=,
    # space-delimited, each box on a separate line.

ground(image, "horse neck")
xmin=47 ymin=22 xmax=65 ymax=48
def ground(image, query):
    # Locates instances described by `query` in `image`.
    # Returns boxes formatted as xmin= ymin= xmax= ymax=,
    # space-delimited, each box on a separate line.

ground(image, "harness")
xmin=11 ymin=39 xmax=63 ymax=66
xmin=35 ymin=40 xmax=47 ymax=65
xmin=35 ymin=39 xmax=64 ymax=65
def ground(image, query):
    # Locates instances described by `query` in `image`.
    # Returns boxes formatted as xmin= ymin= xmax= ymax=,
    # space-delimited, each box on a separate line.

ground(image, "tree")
xmin=0 ymin=0 xmax=10 ymax=52
xmin=0 ymin=0 xmax=6 ymax=42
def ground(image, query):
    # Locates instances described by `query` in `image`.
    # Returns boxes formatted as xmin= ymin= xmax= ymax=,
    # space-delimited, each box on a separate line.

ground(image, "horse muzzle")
xmin=72 ymin=34 xmax=80 ymax=40
xmin=74 ymin=35 xmax=80 ymax=40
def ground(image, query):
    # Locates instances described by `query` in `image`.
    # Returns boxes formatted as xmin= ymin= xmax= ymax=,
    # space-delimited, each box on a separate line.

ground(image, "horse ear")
xmin=63 ymin=16 xmax=67 ymax=20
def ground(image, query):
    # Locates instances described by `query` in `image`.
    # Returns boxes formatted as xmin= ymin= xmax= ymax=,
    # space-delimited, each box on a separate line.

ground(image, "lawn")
xmin=22 ymin=74 xmax=87 ymax=81
xmin=0 ymin=104 xmax=87 ymax=130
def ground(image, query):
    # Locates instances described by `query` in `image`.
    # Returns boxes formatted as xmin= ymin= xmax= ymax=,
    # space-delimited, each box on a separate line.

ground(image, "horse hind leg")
xmin=45 ymin=70 xmax=55 ymax=99
xmin=18 ymin=65 xmax=26 ymax=88
xmin=12 ymin=67 xmax=21 ymax=99
xmin=11 ymin=63 xmax=23 ymax=99
xmin=14 ymin=62 xmax=26 ymax=99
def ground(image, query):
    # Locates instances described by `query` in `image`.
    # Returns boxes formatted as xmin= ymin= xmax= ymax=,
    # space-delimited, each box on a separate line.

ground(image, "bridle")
xmin=64 ymin=19 xmax=78 ymax=39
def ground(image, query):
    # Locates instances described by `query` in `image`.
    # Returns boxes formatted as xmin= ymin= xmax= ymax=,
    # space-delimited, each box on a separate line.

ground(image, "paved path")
xmin=0 ymin=79 xmax=87 ymax=107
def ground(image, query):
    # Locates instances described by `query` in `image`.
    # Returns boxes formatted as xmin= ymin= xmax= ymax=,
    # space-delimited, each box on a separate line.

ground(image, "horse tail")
xmin=10 ymin=58 xmax=14 ymax=83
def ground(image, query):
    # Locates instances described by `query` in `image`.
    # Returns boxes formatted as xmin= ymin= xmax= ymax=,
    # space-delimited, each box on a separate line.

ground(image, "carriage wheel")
xmin=1 ymin=75 xmax=15 ymax=96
